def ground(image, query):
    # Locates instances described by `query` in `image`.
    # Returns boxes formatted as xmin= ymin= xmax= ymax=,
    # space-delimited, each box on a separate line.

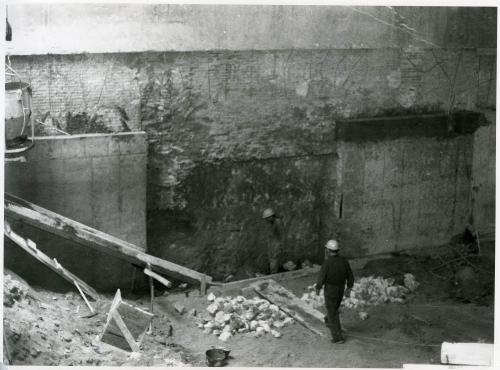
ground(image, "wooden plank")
xmin=440 ymin=342 xmax=493 ymax=366
xmin=117 ymin=302 xmax=154 ymax=339
xmin=4 ymin=221 xmax=99 ymax=301
xmin=99 ymin=289 xmax=123 ymax=342
xmin=74 ymin=280 xmax=95 ymax=315
xmin=250 ymin=279 xmax=326 ymax=337
xmin=5 ymin=192 xmax=212 ymax=286
xmin=111 ymin=311 xmax=140 ymax=352
xmin=144 ymin=268 xmax=172 ymax=288
xmin=221 ymin=266 xmax=321 ymax=291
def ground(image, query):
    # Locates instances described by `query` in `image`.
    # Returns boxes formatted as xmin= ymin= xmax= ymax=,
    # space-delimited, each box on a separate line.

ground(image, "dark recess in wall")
xmin=336 ymin=111 xmax=486 ymax=142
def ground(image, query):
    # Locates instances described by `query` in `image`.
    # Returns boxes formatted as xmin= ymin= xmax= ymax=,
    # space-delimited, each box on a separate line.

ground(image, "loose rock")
xmin=271 ymin=329 xmax=282 ymax=338
xmin=219 ymin=331 xmax=231 ymax=342
xmin=174 ymin=303 xmax=186 ymax=315
xmin=283 ymin=261 xmax=297 ymax=271
xmin=301 ymin=274 xmax=419 ymax=310
xmin=359 ymin=311 xmax=369 ymax=320
xmin=197 ymin=293 xmax=296 ymax=339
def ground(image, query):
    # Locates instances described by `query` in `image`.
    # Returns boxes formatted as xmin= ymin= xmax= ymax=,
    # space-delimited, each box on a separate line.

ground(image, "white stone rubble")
xmin=197 ymin=294 xmax=295 ymax=341
xmin=301 ymin=274 xmax=419 ymax=310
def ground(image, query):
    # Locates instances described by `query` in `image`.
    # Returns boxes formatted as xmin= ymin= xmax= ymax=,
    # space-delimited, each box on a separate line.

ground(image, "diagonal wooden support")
xmin=146 ymin=263 xmax=154 ymax=335
xmin=99 ymin=289 xmax=153 ymax=352
xmin=250 ymin=279 xmax=326 ymax=337
xmin=144 ymin=268 xmax=172 ymax=288
xmin=73 ymin=280 xmax=96 ymax=317
xmin=4 ymin=221 xmax=99 ymax=301
xmin=111 ymin=310 xmax=140 ymax=352
xmin=5 ymin=192 xmax=213 ymax=288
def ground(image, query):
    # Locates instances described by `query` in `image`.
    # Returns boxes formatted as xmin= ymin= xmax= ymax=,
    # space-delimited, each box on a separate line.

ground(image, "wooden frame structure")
xmin=99 ymin=289 xmax=154 ymax=352
xmin=5 ymin=192 xmax=212 ymax=292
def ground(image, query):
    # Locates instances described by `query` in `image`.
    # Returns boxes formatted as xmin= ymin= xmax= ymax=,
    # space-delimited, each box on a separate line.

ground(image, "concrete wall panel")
xmin=472 ymin=111 xmax=496 ymax=235
xmin=4 ymin=132 xmax=148 ymax=292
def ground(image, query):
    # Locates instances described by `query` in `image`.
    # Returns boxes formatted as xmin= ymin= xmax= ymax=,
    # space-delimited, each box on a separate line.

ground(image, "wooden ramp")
xmin=249 ymin=279 xmax=327 ymax=336
xmin=4 ymin=192 xmax=212 ymax=288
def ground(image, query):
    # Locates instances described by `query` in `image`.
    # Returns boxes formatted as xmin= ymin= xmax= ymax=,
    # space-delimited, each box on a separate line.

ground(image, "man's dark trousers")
xmin=324 ymin=284 xmax=344 ymax=339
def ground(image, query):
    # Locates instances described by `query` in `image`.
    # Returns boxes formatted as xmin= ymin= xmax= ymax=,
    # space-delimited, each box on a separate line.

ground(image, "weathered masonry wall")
xmin=8 ymin=47 xmax=496 ymax=280
xmin=4 ymin=133 xmax=147 ymax=291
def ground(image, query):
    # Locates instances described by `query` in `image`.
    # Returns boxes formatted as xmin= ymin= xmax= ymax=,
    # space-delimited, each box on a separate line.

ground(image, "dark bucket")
xmin=206 ymin=348 xmax=230 ymax=367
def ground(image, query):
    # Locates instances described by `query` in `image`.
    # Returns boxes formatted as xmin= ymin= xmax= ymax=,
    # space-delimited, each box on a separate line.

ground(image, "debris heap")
xmin=4 ymin=274 xmax=28 ymax=307
xmin=301 ymin=274 xmax=420 ymax=309
xmin=197 ymin=293 xmax=295 ymax=341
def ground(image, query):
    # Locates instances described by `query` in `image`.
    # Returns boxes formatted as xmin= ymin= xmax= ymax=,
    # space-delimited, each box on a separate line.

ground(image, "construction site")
xmin=2 ymin=3 xmax=497 ymax=368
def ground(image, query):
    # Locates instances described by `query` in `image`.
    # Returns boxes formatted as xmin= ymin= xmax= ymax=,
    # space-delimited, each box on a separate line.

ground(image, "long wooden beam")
xmin=220 ymin=266 xmax=321 ymax=291
xmin=4 ymin=193 xmax=212 ymax=286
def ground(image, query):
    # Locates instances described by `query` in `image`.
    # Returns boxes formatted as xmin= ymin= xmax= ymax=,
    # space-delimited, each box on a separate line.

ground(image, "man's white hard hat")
xmin=262 ymin=208 xmax=275 ymax=219
xmin=325 ymin=239 xmax=339 ymax=251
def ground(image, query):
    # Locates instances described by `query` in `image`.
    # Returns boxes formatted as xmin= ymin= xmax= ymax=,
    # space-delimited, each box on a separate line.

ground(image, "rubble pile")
xmin=197 ymin=293 xmax=295 ymax=341
xmin=3 ymin=272 xmax=197 ymax=366
xmin=4 ymin=274 xmax=29 ymax=307
xmin=301 ymin=274 xmax=420 ymax=310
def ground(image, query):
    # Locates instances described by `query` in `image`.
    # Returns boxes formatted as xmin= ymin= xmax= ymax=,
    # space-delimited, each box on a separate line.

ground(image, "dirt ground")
xmin=4 ymin=242 xmax=494 ymax=367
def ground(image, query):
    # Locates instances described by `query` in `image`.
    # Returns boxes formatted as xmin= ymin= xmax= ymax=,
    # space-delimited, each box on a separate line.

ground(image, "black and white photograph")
xmin=2 ymin=1 xmax=497 ymax=367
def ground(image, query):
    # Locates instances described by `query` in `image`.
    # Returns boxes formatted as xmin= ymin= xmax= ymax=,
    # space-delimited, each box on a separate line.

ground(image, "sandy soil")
xmin=4 ymin=247 xmax=494 ymax=367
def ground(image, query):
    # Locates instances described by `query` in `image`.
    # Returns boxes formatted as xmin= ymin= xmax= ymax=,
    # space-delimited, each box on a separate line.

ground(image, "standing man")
xmin=262 ymin=208 xmax=285 ymax=274
xmin=315 ymin=239 xmax=354 ymax=344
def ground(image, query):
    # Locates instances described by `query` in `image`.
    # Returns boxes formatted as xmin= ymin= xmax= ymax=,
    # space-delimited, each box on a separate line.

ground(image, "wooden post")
xmin=200 ymin=275 xmax=207 ymax=296
xmin=130 ymin=265 xmax=137 ymax=292
xmin=147 ymin=263 xmax=154 ymax=334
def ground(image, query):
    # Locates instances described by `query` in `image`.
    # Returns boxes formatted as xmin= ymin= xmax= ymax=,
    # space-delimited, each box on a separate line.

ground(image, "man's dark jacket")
xmin=316 ymin=254 xmax=354 ymax=290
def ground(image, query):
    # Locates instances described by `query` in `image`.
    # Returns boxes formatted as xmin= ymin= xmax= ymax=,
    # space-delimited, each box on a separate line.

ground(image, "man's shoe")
xmin=331 ymin=337 xmax=345 ymax=344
